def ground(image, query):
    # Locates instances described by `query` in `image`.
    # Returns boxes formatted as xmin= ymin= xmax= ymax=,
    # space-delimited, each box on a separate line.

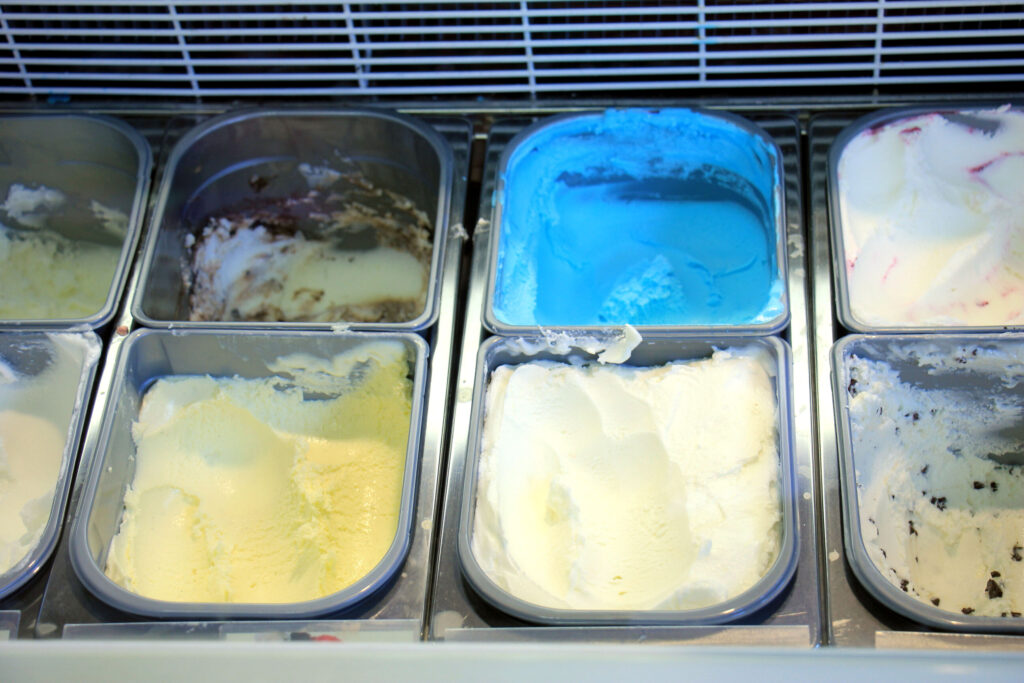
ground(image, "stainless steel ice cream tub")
xmin=69 ymin=328 xmax=427 ymax=619
xmin=827 ymin=104 xmax=1024 ymax=334
xmin=0 ymin=114 xmax=152 ymax=329
xmin=483 ymin=107 xmax=789 ymax=337
xmin=133 ymin=108 xmax=453 ymax=331
xmin=0 ymin=331 xmax=101 ymax=600
xmin=457 ymin=334 xmax=798 ymax=625
xmin=832 ymin=333 xmax=1024 ymax=633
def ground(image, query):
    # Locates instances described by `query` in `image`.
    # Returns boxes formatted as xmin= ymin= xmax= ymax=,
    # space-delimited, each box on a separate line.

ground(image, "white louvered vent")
xmin=0 ymin=1 xmax=1022 ymax=100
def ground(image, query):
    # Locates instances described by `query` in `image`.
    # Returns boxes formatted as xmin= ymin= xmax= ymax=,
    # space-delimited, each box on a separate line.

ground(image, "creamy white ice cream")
xmin=0 ymin=334 xmax=98 ymax=578
xmin=848 ymin=350 xmax=1024 ymax=618
xmin=836 ymin=105 xmax=1024 ymax=327
xmin=471 ymin=350 xmax=782 ymax=612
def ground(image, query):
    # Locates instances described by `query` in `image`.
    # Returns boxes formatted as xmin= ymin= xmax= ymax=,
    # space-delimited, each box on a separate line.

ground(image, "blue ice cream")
xmin=490 ymin=108 xmax=786 ymax=328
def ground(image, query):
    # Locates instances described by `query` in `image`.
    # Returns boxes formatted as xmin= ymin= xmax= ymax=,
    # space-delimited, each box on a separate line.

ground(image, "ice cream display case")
xmin=0 ymin=1 xmax=1023 ymax=678
xmin=812 ymin=107 xmax=1024 ymax=650
xmin=428 ymin=112 xmax=822 ymax=647
xmin=0 ymin=111 xmax=471 ymax=642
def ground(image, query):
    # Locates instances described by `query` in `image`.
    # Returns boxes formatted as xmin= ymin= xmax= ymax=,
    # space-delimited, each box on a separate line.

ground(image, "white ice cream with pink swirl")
xmin=837 ymin=105 xmax=1024 ymax=327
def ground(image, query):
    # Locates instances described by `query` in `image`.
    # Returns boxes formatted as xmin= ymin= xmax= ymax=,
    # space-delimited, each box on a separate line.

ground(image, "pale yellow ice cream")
xmin=0 ymin=224 xmax=120 ymax=320
xmin=104 ymin=341 xmax=413 ymax=604
xmin=0 ymin=183 xmax=127 ymax=320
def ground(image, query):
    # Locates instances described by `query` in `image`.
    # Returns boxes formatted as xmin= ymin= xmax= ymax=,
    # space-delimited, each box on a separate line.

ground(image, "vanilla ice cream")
xmin=0 ymin=333 xmax=99 ymax=578
xmin=835 ymin=105 xmax=1024 ymax=327
xmin=104 ymin=340 xmax=414 ymax=604
xmin=470 ymin=350 xmax=782 ymax=612
xmin=185 ymin=186 xmax=433 ymax=323
xmin=847 ymin=348 xmax=1024 ymax=618
xmin=0 ymin=225 xmax=120 ymax=320
xmin=0 ymin=184 xmax=126 ymax=320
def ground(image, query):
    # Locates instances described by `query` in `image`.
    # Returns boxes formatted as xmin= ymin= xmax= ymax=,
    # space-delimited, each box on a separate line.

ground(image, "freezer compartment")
xmin=429 ymin=113 xmax=821 ymax=645
xmin=133 ymin=108 xmax=454 ymax=331
xmin=811 ymin=109 xmax=1024 ymax=649
xmin=0 ymin=114 xmax=151 ymax=329
xmin=832 ymin=333 xmax=1024 ymax=634
xmin=458 ymin=334 xmax=798 ymax=626
xmin=484 ymin=108 xmax=789 ymax=336
xmin=0 ymin=332 xmax=101 ymax=601
xmin=69 ymin=329 xmax=428 ymax=620
xmin=826 ymin=104 xmax=1024 ymax=334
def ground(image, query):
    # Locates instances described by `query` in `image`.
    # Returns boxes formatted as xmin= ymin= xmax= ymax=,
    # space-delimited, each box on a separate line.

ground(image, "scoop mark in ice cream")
xmin=104 ymin=341 xmax=413 ymax=604
xmin=492 ymin=108 xmax=785 ymax=328
xmin=849 ymin=351 xmax=1024 ymax=618
xmin=470 ymin=349 xmax=783 ymax=612
xmin=184 ymin=180 xmax=433 ymax=324
xmin=836 ymin=105 xmax=1024 ymax=327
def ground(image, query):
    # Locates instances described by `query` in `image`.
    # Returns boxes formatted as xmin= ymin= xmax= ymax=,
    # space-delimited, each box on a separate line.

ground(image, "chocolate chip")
xmin=992 ymin=571 xmax=1002 ymax=578
xmin=932 ymin=598 xmax=941 ymax=606
xmin=248 ymin=174 xmax=271 ymax=193
xmin=930 ymin=496 xmax=947 ymax=511
xmin=1014 ymin=612 xmax=1022 ymax=618
xmin=962 ymin=607 xmax=975 ymax=615
xmin=912 ymin=412 xmax=920 ymax=421
xmin=974 ymin=481 xmax=985 ymax=489
xmin=848 ymin=378 xmax=858 ymax=395
xmin=987 ymin=579 xmax=1004 ymax=599
xmin=921 ymin=465 xmax=929 ymax=475
xmin=991 ymin=482 xmax=999 ymax=492
xmin=1013 ymin=545 xmax=1023 ymax=561
xmin=900 ymin=579 xmax=909 ymax=592
xmin=909 ymin=520 xmax=918 ymax=535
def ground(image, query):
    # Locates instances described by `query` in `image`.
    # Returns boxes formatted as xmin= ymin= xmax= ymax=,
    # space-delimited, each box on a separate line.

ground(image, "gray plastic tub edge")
xmin=68 ymin=327 xmax=428 ymax=619
xmin=831 ymin=333 xmax=1024 ymax=633
xmin=0 ymin=331 xmax=101 ymax=601
xmin=482 ymin=107 xmax=791 ymax=337
xmin=457 ymin=334 xmax=799 ymax=626
xmin=132 ymin=106 xmax=454 ymax=331
xmin=827 ymin=103 xmax=1023 ymax=334
xmin=0 ymin=114 xmax=152 ymax=330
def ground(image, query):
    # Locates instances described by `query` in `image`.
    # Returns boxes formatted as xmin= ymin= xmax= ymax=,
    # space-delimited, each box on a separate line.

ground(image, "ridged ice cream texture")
xmin=847 ymin=346 xmax=1024 ymax=618
xmin=0 ymin=184 xmax=127 ymax=320
xmin=492 ymin=108 xmax=785 ymax=328
xmin=104 ymin=341 xmax=413 ymax=604
xmin=471 ymin=350 xmax=783 ymax=612
xmin=837 ymin=106 xmax=1024 ymax=327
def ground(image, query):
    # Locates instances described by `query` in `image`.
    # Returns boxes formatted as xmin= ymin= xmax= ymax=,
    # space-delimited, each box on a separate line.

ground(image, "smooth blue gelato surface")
xmin=491 ymin=108 xmax=785 ymax=328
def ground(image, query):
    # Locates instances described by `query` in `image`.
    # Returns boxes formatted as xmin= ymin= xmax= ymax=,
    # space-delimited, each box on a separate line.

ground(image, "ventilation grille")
xmin=1 ymin=1 xmax=1022 ymax=101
